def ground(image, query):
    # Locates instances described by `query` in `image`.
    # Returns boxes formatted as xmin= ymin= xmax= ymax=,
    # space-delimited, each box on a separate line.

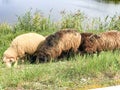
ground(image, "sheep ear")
xmin=89 ymin=34 xmax=100 ymax=42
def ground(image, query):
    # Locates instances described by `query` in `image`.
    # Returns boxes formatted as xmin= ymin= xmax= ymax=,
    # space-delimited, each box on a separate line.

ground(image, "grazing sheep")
xmin=35 ymin=29 xmax=81 ymax=63
xmin=79 ymin=30 xmax=120 ymax=54
xmin=3 ymin=33 xmax=45 ymax=67
xmin=78 ymin=32 xmax=93 ymax=55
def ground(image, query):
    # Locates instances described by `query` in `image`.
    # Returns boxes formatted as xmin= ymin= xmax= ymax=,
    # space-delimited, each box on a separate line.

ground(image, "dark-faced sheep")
xmin=3 ymin=33 xmax=45 ymax=67
xmin=78 ymin=32 xmax=93 ymax=55
xmin=79 ymin=30 xmax=120 ymax=54
xmin=35 ymin=29 xmax=81 ymax=63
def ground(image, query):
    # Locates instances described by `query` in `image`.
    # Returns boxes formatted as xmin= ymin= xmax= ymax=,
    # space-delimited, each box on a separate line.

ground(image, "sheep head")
xmin=82 ymin=34 xmax=100 ymax=54
xmin=36 ymin=52 xmax=51 ymax=63
xmin=3 ymin=47 xmax=18 ymax=68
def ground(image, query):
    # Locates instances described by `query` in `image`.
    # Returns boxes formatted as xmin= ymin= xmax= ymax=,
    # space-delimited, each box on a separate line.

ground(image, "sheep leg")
xmin=35 ymin=57 xmax=39 ymax=64
xmin=13 ymin=61 xmax=18 ymax=67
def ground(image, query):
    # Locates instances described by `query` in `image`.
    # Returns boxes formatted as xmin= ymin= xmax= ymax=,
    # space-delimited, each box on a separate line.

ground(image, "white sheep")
xmin=3 ymin=32 xmax=45 ymax=67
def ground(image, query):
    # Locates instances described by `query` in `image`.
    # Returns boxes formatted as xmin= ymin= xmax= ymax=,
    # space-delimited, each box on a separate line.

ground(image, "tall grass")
xmin=0 ymin=10 xmax=120 ymax=89
xmin=60 ymin=10 xmax=84 ymax=31
xmin=14 ymin=11 xmax=58 ymax=35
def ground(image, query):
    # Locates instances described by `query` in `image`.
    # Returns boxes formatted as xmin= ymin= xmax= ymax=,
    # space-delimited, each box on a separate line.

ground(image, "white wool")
xmin=3 ymin=32 xmax=45 ymax=67
xmin=10 ymin=33 xmax=45 ymax=56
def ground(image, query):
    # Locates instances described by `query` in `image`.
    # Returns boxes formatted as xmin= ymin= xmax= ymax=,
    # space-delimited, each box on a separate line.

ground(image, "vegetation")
xmin=95 ymin=0 xmax=120 ymax=4
xmin=0 ymin=10 xmax=120 ymax=90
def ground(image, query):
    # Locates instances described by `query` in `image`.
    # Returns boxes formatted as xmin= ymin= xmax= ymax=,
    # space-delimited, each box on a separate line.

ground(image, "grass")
xmin=0 ymin=52 xmax=120 ymax=89
xmin=0 ymin=10 xmax=120 ymax=89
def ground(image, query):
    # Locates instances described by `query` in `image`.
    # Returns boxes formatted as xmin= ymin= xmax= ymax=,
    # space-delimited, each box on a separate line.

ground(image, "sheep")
xmin=3 ymin=33 xmax=45 ymax=67
xmin=35 ymin=29 xmax=81 ymax=63
xmin=78 ymin=32 xmax=94 ymax=55
xmin=79 ymin=30 xmax=120 ymax=55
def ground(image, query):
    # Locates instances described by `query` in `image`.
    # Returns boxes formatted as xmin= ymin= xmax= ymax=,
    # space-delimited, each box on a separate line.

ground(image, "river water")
xmin=0 ymin=0 xmax=120 ymax=23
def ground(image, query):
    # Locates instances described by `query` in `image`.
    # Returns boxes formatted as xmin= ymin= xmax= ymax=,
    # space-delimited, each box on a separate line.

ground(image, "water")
xmin=0 ymin=0 xmax=120 ymax=23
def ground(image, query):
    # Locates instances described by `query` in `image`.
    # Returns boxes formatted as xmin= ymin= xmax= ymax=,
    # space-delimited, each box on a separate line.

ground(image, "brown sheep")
xmin=3 ymin=33 xmax=45 ymax=67
xmin=78 ymin=32 xmax=94 ymax=55
xmin=35 ymin=29 xmax=81 ymax=63
xmin=79 ymin=30 xmax=120 ymax=54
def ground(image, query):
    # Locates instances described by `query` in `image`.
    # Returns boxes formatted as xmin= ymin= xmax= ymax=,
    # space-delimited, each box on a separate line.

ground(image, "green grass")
xmin=0 ymin=52 xmax=120 ymax=89
xmin=0 ymin=10 xmax=120 ymax=89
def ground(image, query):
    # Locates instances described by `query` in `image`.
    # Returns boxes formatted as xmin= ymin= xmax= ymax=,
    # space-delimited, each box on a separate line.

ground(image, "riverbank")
xmin=0 ymin=11 xmax=120 ymax=89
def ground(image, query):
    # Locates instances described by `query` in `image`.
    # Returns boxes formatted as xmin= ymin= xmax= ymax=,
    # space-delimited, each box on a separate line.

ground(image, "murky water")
xmin=0 ymin=0 xmax=120 ymax=23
